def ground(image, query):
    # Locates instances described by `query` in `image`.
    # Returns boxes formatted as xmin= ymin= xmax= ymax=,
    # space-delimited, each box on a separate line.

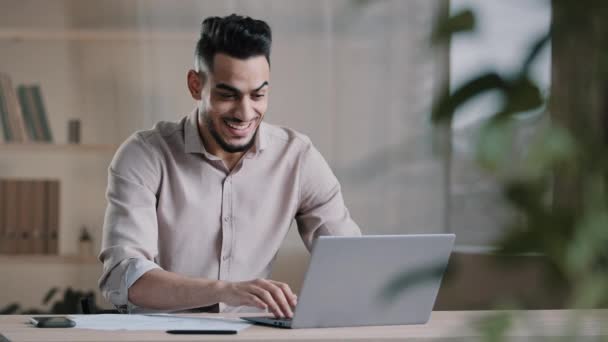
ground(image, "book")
xmin=16 ymin=86 xmax=40 ymax=141
xmin=3 ymin=180 xmax=19 ymax=254
xmin=30 ymin=85 xmax=53 ymax=142
xmin=0 ymin=73 xmax=28 ymax=142
xmin=16 ymin=180 xmax=34 ymax=254
xmin=0 ymin=180 xmax=5 ymax=253
xmin=45 ymin=180 xmax=60 ymax=255
xmin=0 ymin=83 xmax=12 ymax=142
xmin=31 ymin=180 xmax=46 ymax=254
xmin=0 ymin=179 xmax=61 ymax=255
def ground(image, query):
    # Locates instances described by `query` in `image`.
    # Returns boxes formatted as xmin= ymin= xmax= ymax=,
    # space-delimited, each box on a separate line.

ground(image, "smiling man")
xmin=99 ymin=14 xmax=361 ymax=318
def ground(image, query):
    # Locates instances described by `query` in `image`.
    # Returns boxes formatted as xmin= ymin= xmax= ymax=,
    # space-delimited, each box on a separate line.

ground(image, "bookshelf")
xmin=0 ymin=0 xmax=210 ymax=312
xmin=0 ymin=143 xmax=117 ymax=153
xmin=0 ymin=29 xmax=195 ymax=42
xmin=0 ymin=254 xmax=98 ymax=264
xmin=0 ymin=1 xmax=198 ymax=261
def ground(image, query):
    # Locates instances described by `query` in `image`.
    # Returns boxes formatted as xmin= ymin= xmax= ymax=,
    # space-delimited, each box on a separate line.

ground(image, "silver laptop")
xmin=243 ymin=234 xmax=455 ymax=328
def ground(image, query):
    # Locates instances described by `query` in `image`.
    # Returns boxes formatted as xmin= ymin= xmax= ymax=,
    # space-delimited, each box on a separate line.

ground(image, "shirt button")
xmin=224 ymin=216 xmax=230 ymax=222
xmin=222 ymin=255 xmax=230 ymax=261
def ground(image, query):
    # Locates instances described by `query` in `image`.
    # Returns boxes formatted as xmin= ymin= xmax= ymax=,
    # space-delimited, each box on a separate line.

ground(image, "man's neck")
xmin=198 ymin=123 xmax=247 ymax=171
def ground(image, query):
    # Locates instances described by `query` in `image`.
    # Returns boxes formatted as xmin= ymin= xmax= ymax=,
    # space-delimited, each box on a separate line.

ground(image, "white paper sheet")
xmin=69 ymin=314 xmax=252 ymax=331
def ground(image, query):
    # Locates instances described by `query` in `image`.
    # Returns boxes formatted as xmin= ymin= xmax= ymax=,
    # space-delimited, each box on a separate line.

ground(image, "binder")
xmin=3 ymin=180 xmax=18 ymax=254
xmin=16 ymin=180 xmax=34 ymax=254
xmin=0 ymin=180 xmax=5 ymax=253
xmin=31 ymin=181 xmax=46 ymax=254
xmin=45 ymin=180 xmax=59 ymax=255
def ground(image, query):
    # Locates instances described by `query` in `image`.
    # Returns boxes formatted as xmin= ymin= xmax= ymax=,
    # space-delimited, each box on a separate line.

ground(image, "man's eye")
xmin=252 ymin=93 xmax=265 ymax=99
xmin=218 ymin=93 xmax=235 ymax=99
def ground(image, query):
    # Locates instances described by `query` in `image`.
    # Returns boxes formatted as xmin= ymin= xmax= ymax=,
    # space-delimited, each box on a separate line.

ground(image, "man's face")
xmin=200 ymin=53 xmax=270 ymax=154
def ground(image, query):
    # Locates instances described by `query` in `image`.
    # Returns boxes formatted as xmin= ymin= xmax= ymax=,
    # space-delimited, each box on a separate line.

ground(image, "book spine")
xmin=0 ymin=74 xmax=27 ymax=142
xmin=0 ymin=179 xmax=5 ymax=253
xmin=45 ymin=180 xmax=59 ymax=255
xmin=17 ymin=86 xmax=39 ymax=141
xmin=31 ymin=180 xmax=46 ymax=254
xmin=31 ymin=86 xmax=53 ymax=142
xmin=3 ymin=180 xmax=18 ymax=254
xmin=0 ymin=78 xmax=13 ymax=142
xmin=24 ymin=86 xmax=45 ymax=141
xmin=16 ymin=180 xmax=33 ymax=254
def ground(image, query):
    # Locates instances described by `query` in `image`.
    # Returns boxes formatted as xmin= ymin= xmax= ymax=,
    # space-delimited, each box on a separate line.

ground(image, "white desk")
xmin=0 ymin=310 xmax=606 ymax=341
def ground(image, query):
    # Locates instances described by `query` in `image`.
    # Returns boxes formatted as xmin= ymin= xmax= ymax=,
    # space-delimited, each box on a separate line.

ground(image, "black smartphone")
xmin=166 ymin=330 xmax=237 ymax=334
xmin=30 ymin=316 xmax=76 ymax=328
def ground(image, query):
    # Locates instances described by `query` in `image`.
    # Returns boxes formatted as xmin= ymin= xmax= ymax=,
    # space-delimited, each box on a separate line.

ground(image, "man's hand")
xmin=217 ymin=279 xmax=298 ymax=318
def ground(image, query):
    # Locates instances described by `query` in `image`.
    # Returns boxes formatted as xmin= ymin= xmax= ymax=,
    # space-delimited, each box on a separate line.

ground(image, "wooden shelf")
xmin=0 ymin=254 xmax=98 ymax=264
xmin=0 ymin=143 xmax=117 ymax=153
xmin=454 ymin=245 xmax=543 ymax=256
xmin=0 ymin=28 xmax=195 ymax=42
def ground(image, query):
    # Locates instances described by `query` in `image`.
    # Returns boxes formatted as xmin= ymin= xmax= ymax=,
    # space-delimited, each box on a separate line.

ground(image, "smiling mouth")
xmin=224 ymin=119 xmax=253 ymax=131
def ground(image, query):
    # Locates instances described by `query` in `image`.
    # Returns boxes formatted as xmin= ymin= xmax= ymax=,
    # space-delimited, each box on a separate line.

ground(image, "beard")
xmin=205 ymin=113 xmax=258 ymax=153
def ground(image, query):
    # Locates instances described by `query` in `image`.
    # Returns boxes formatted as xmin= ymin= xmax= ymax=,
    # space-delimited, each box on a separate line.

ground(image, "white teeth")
xmin=225 ymin=120 xmax=252 ymax=130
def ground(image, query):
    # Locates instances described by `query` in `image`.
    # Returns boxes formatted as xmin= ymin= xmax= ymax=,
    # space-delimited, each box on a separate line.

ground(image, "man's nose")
xmin=234 ymin=97 xmax=256 ymax=121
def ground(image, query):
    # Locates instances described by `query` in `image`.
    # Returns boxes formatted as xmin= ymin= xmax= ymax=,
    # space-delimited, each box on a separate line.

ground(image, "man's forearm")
xmin=128 ymin=269 xmax=225 ymax=311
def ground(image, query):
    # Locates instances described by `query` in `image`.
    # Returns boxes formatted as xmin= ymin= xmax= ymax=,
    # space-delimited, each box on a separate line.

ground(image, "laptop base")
xmin=241 ymin=316 xmax=292 ymax=329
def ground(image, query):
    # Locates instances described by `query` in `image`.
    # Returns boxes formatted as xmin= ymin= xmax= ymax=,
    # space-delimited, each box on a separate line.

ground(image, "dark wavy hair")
xmin=195 ymin=14 xmax=272 ymax=72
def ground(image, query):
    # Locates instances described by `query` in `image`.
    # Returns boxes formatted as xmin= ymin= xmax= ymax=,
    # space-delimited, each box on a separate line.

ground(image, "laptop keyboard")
xmin=273 ymin=317 xmax=292 ymax=322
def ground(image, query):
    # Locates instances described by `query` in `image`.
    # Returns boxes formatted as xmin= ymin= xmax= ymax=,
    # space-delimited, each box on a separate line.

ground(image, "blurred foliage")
xmin=431 ymin=0 xmax=608 ymax=305
xmin=438 ymin=0 xmax=607 ymax=339
xmin=379 ymin=262 xmax=452 ymax=305
xmin=387 ymin=0 xmax=608 ymax=339
xmin=0 ymin=287 xmax=100 ymax=314
xmin=432 ymin=9 xmax=475 ymax=43
xmin=475 ymin=312 xmax=512 ymax=342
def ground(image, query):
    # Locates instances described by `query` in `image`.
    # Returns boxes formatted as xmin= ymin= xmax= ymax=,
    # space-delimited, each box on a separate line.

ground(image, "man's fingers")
xmin=269 ymin=280 xmax=298 ymax=307
xmin=250 ymin=286 xmax=284 ymax=318
xmin=254 ymin=279 xmax=293 ymax=317
xmin=231 ymin=279 xmax=297 ymax=317
xmin=245 ymin=294 xmax=268 ymax=311
xmin=262 ymin=282 xmax=293 ymax=318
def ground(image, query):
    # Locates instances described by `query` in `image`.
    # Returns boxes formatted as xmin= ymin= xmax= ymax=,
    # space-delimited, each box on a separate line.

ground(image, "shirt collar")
xmin=184 ymin=108 xmax=208 ymax=155
xmin=184 ymin=107 xmax=268 ymax=158
xmin=246 ymin=122 xmax=267 ymax=158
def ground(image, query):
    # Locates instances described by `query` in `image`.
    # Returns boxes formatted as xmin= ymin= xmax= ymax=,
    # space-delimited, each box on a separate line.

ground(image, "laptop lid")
xmin=289 ymin=234 xmax=455 ymax=328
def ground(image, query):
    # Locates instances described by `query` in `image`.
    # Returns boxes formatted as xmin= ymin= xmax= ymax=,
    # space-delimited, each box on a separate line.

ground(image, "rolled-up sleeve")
xmin=98 ymin=132 xmax=162 ymax=309
xmin=295 ymin=143 xmax=362 ymax=250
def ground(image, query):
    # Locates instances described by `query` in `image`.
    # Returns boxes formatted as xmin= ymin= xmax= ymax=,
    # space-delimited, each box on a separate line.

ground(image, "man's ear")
xmin=187 ymin=70 xmax=205 ymax=100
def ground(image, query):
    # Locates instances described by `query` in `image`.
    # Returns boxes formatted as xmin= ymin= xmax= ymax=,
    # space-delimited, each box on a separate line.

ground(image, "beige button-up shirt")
xmin=99 ymin=109 xmax=361 ymax=312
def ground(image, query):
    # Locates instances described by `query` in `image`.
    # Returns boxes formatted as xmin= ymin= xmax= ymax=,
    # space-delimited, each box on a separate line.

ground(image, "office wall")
xmin=0 ymin=0 xmax=450 ymax=311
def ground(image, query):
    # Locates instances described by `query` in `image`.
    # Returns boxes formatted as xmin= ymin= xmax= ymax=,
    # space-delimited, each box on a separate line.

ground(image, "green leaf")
xmin=503 ymin=77 xmax=545 ymax=114
xmin=0 ymin=303 xmax=20 ymax=315
xmin=432 ymin=9 xmax=476 ymax=42
xmin=432 ymin=72 xmax=507 ymax=123
xmin=474 ymin=312 xmax=512 ymax=342
xmin=521 ymin=31 xmax=551 ymax=75
xmin=566 ymin=210 xmax=608 ymax=275
xmin=571 ymin=274 xmax=608 ymax=308
xmin=522 ymin=125 xmax=577 ymax=179
xmin=379 ymin=263 xmax=448 ymax=303
xmin=42 ymin=287 xmax=59 ymax=305
xmin=476 ymin=117 xmax=514 ymax=171
xmin=495 ymin=225 xmax=538 ymax=255
xmin=503 ymin=180 xmax=545 ymax=213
